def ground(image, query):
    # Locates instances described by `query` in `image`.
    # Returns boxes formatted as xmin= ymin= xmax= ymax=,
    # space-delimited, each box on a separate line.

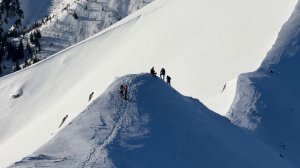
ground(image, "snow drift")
xmin=228 ymin=1 xmax=300 ymax=167
xmin=10 ymin=74 xmax=296 ymax=168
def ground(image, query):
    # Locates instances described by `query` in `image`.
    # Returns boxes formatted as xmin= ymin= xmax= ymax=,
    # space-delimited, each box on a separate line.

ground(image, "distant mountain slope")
xmin=0 ymin=0 xmax=152 ymax=77
xmin=10 ymin=74 xmax=296 ymax=168
xmin=227 ymin=1 xmax=300 ymax=166
xmin=19 ymin=0 xmax=62 ymax=26
xmin=38 ymin=0 xmax=152 ymax=59
xmin=0 ymin=0 xmax=298 ymax=167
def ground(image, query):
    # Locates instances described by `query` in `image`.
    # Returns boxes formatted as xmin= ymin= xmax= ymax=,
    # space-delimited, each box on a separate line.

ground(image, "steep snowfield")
xmin=0 ymin=0 xmax=298 ymax=167
xmin=10 ymin=74 xmax=296 ymax=168
xmin=20 ymin=0 xmax=150 ymax=26
xmin=228 ymin=1 xmax=300 ymax=167
xmin=34 ymin=0 xmax=152 ymax=59
xmin=0 ymin=0 xmax=151 ymax=77
xmin=38 ymin=0 xmax=297 ymax=114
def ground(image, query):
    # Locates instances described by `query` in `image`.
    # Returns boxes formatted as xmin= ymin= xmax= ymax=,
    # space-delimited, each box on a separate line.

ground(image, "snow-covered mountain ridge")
xmin=228 ymin=1 xmax=300 ymax=166
xmin=10 ymin=74 xmax=297 ymax=168
xmin=0 ymin=0 xmax=298 ymax=167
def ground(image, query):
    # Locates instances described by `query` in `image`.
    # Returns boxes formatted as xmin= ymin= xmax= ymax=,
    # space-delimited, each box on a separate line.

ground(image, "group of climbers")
xmin=150 ymin=67 xmax=171 ymax=85
xmin=117 ymin=67 xmax=172 ymax=100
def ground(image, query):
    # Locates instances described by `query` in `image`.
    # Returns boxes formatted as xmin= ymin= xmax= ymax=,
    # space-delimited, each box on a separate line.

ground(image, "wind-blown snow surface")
xmin=228 ymin=1 xmax=300 ymax=167
xmin=10 ymin=74 xmax=296 ymax=168
xmin=0 ymin=0 xmax=298 ymax=167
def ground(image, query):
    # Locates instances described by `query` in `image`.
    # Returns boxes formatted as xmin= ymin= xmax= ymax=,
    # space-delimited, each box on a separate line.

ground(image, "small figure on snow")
xmin=124 ymin=85 xmax=128 ymax=100
xmin=59 ymin=115 xmax=69 ymax=128
xmin=150 ymin=67 xmax=157 ymax=76
xmin=160 ymin=68 xmax=166 ymax=80
xmin=89 ymin=92 xmax=94 ymax=102
xmin=119 ymin=84 xmax=128 ymax=100
xmin=167 ymin=75 xmax=171 ymax=85
xmin=119 ymin=84 xmax=124 ymax=96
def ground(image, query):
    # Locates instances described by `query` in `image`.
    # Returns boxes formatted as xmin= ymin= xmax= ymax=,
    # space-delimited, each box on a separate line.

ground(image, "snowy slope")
xmin=35 ymin=0 xmax=152 ymax=59
xmin=228 ymin=1 xmax=300 ymax=167
xmin=19 ymin=0 xmax=63 ymax=26
xmin=20 ymin=0 xmax=150 ymax=26
xmin=38 ymin=0 xmax=297 ymax=115
xmin=0 ymin=0 xmax=298 ymax=167
xmin=0 ymin=0 xmax=151 ymax=77
xmin=2 ymin=0 xmax=72 ymax=30
xmin=10 ymin=74 xmax=296 ymax=168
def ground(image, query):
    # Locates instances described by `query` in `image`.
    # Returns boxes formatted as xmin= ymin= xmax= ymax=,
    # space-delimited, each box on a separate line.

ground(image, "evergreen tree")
xmin=6 ymin=42 xmax=13 ymax=61
xmin=15 ymin=60 xmax=20 ymax=71
xmin=26 ymin=42 xmax=32 ymax=56
xmin=36 ymin=29 xmax=42 ymax=39
xmin=2 ymin=33 xmax=8 ymax=46
xmin=36 ymin=40 xmax=41 ymax=52
xmin=29 ymin=33 xmax=34 ymax=43
xmin=0 ymin=46 xmax=5 ymax=63
xmin=16 ymin=0 xmax=20 ymax=9
xmin=33 ymin=30 xmax=37 ymax=39
xmin=17 ymin=39 xmax=24 ymax=59
xmin=7 ymin=42 xmax=18 ymax=62
xmin=32 ymin=55 xmax=38 ymax=64
xmin=24 ymin=59 xmax=29 ymax=67
xmin=15 ymin=18 xmax=21 ymax=27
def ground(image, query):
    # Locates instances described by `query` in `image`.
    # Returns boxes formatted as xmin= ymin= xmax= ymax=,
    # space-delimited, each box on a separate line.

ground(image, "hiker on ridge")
xmin=150 ymin=67 xmax=157 ymax=76
xmin=124 ymin=85 xmax=128 ymax=100
xmin=119 ymin=84 xmax=124 ymax=97
xmin=167 ymin=75 xmax=171 ymax=85
xmin=160 ymin=68 xmax=166 ymax=80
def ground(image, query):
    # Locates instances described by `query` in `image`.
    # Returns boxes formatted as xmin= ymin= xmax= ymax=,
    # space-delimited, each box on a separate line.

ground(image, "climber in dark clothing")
xmin=124 ymin=85 xmax=128 ymax=100
xmin=59 ymin=115 xmax=69 ymax=128
xmin=150 ymin=67 xmax=157 ymax=76
xmin=119 ymin=84 xmax=124 ymax=97
xmin=89 ymin=92 xmax=94 ymax=102
xmin=167 ymin=75 xmax=171 ymax=85
xmin=160 ymin=68 xmax=166 ymax=80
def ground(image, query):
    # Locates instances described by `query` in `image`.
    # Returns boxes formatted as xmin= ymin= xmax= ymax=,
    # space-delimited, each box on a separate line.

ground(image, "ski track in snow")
xmin=81 ymin=102 xmax=129 ymax=167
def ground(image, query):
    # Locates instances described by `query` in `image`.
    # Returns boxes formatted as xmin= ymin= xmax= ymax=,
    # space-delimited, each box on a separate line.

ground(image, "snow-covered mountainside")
xmin=38 ymin=0 xmax=297 ymax=115
xmin=0 ymin=0 xmax=296 ymax=113
xmin=19 ymin=0 xmax=64 ymax=27
xmin=0 ymin=0 xmax=151 ymax=77
xmin=37 ymin=0 xmax=152 ymax=59
xmin=228 ymin=1 xmax=300 ymax=167
xmin=9 ymin=74 xmax=296 ymax=168
xmin=19 ymin=0 xmax=151 ymax=27
xmin=0 ymin=0 xmax=298 ymax=167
